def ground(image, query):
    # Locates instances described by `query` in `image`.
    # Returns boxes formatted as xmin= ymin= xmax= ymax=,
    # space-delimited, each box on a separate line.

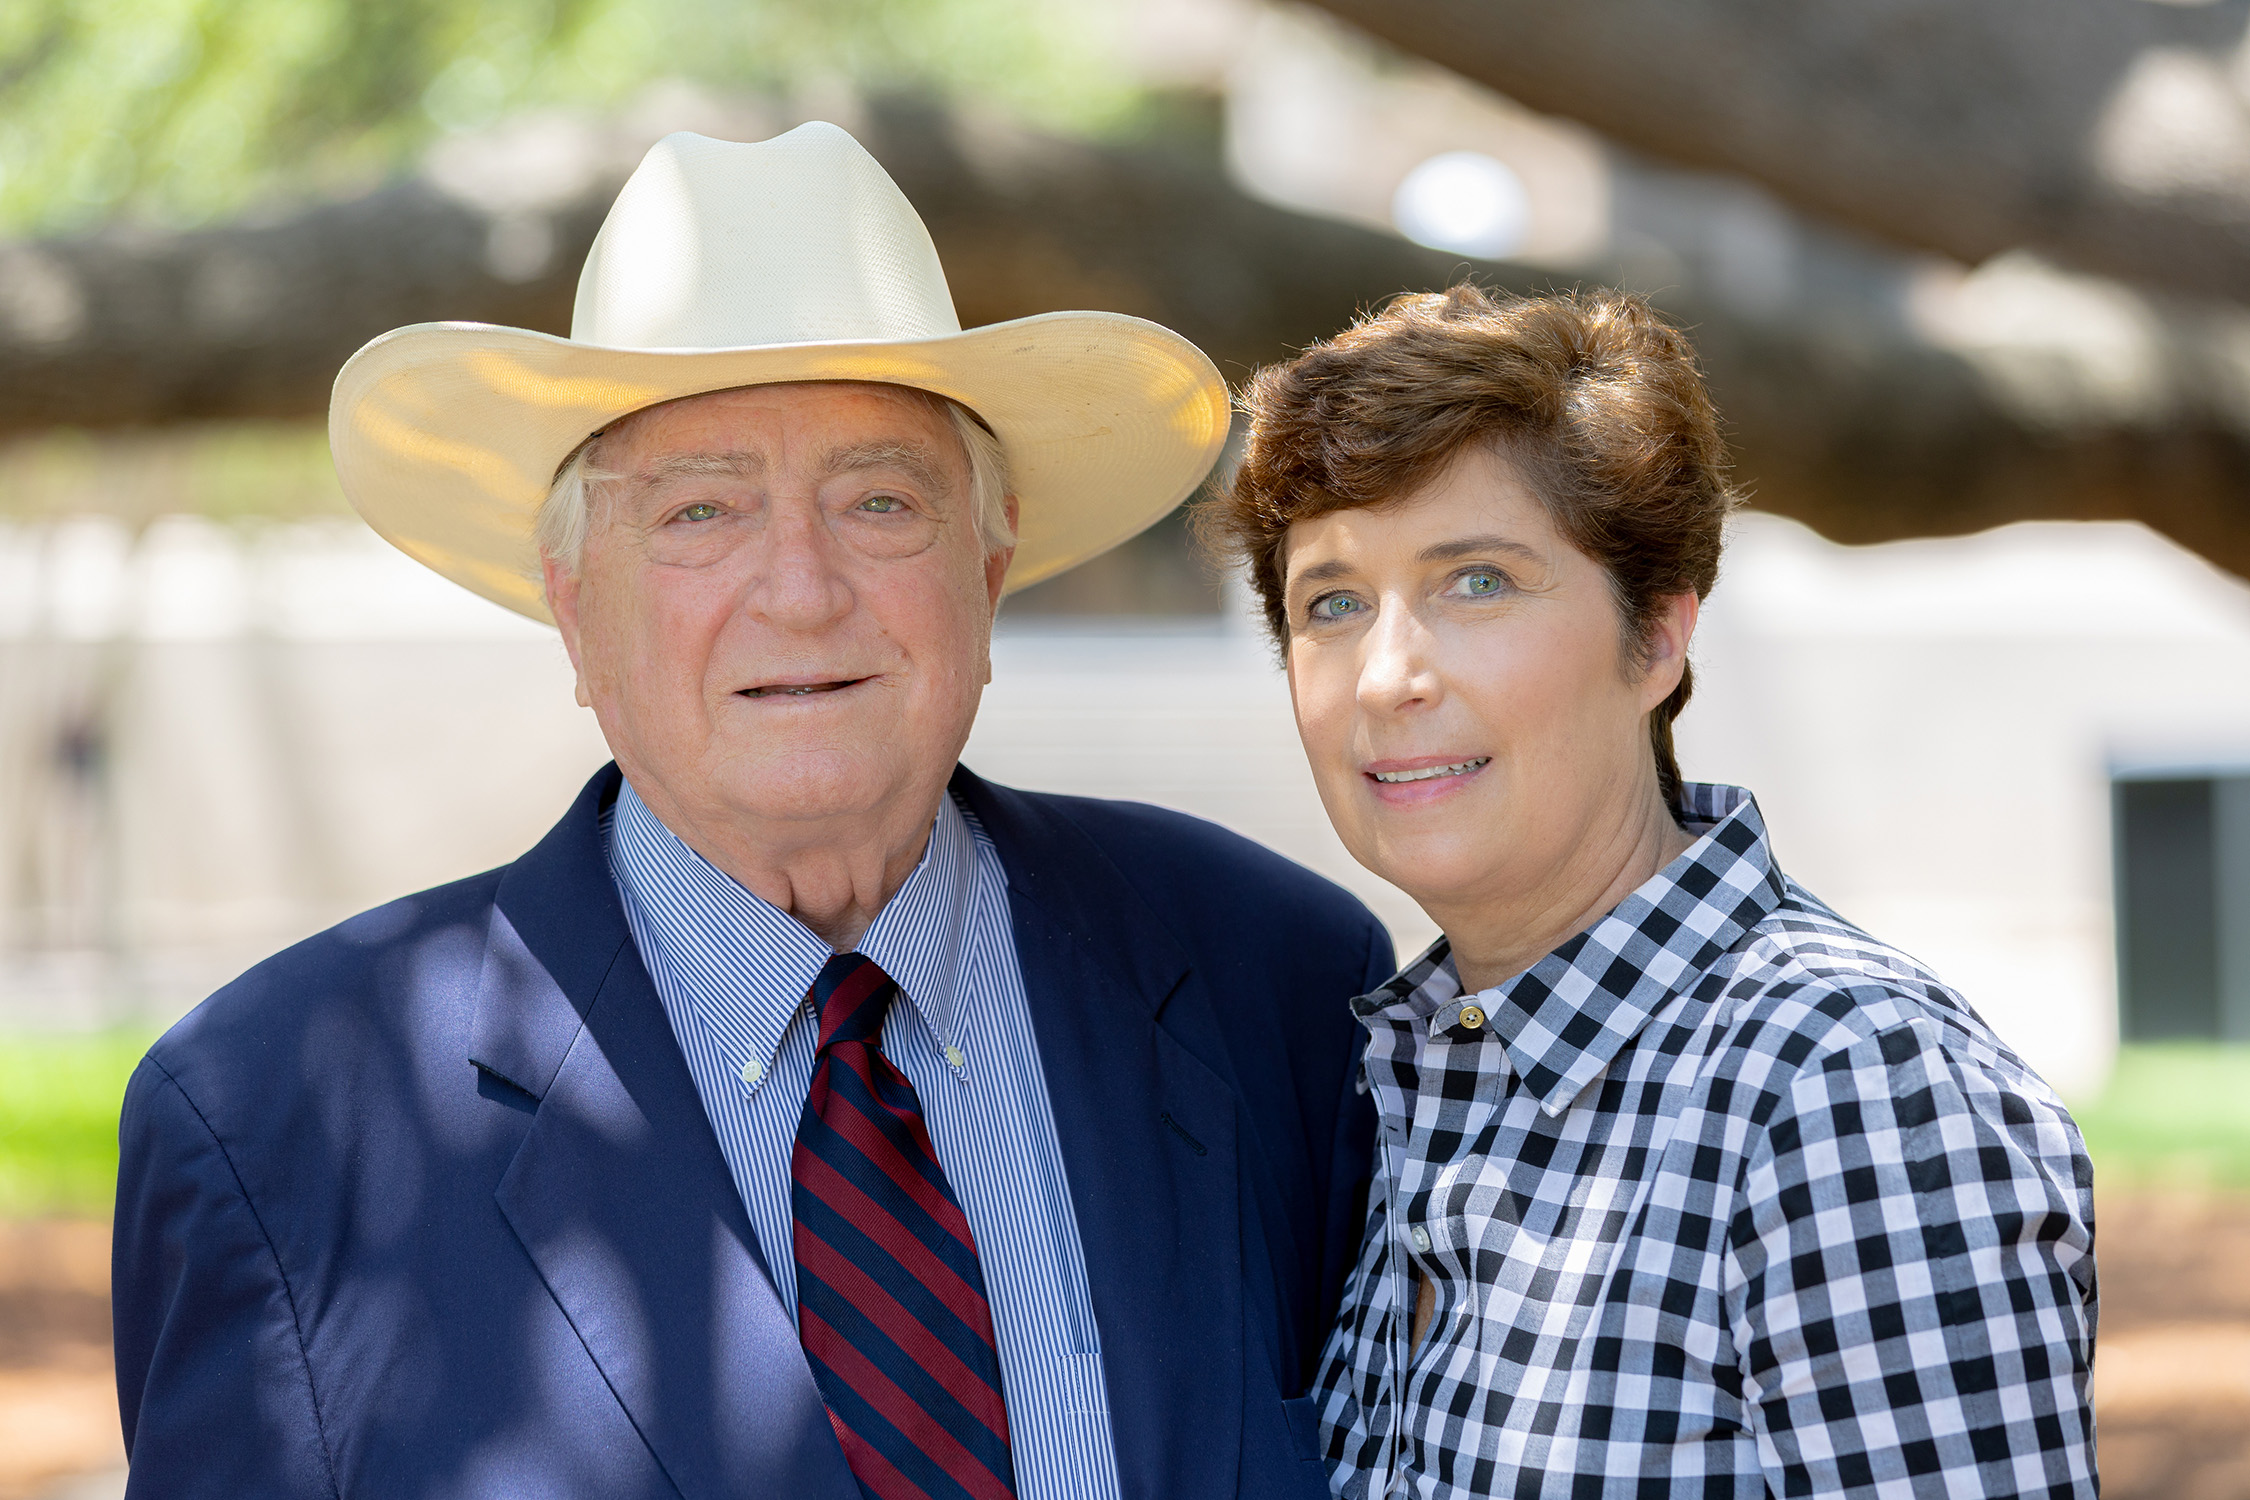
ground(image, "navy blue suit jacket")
xmin=113 ymin=765 xmax=1389 ymax=1499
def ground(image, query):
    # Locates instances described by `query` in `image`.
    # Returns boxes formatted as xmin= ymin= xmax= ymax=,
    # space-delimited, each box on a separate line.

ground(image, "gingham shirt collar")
xmin=1357 ymin=782 xmax=1788 ymax=1117
xmin=609 ymin=779 xmax=979 ymax=1084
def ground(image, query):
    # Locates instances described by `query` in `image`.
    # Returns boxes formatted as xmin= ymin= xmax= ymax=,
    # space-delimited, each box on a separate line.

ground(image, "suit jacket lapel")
xmin=953 ymin=768 xmax=1246 ymax=1500
xmin=473 ymin=766 xmax=858 ymax=1500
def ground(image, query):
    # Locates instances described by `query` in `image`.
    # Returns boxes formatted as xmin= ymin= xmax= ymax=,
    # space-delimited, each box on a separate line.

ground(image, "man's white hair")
xmin=533 ymin=389 xmax=1015 ymax=582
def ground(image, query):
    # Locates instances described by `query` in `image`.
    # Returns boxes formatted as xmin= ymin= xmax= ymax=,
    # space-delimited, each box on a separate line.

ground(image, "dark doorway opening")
xmin=2113 ymin=771 xmax=2250 ymax=1041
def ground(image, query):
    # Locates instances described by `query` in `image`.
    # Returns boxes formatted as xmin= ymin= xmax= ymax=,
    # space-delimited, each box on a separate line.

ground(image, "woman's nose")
xmin=1358 ymin=602 xmax=1437 ymax=713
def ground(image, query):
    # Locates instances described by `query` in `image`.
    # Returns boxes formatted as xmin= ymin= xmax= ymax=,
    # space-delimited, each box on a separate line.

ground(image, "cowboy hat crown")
xmin=328 ymin=122 xmax=1230 ymax=623
xmin=575 ymin=125 xmax=958 ymax=350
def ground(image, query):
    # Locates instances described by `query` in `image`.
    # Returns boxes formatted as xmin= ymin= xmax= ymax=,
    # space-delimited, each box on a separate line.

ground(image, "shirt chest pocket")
xmin=1053 ymin=1351 xmax=1110 ymax=1417
xmin=1414 ymin=1157 xmax=1635 ymax=1349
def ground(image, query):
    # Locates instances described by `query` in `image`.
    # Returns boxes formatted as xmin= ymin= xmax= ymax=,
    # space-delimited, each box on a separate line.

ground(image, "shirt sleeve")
xmin=1722 ymin=1012 xmax=2097 ymax=1499
xmin=113 ymin=1056 xmax=340 ymax=1499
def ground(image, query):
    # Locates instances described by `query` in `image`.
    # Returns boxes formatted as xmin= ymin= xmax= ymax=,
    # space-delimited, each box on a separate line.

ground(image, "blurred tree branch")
xmin=1303 ymin=0 xmax=2250 ymax=306
xmin=0 ymin=17 xmax=67 ymax=96
xmin=2 ymin=94 xmax=2249 ymax=577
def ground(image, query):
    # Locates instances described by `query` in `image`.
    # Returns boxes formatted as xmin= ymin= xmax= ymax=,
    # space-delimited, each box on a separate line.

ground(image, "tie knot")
xmin=807 ymin=951 xmax=898 ymax=1051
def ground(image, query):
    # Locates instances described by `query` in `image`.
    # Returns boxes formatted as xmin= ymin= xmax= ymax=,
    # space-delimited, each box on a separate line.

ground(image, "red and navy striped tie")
xmin=790 ymin=952 xmax=1017 ymax=1500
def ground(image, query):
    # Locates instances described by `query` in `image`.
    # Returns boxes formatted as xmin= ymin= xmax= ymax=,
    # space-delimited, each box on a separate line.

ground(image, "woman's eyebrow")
xmin=1291 ymin=557 xmax=1357 ymax=588
xmin=1417 ymin=534 xmax=1542 ymax=565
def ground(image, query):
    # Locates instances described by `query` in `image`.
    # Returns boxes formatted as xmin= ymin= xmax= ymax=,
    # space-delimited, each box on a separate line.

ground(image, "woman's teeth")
xmin=1371 ymin=757 xmax=1490 ymax=784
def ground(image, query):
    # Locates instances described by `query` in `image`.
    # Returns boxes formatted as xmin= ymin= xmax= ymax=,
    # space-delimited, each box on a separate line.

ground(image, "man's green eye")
xmin=1460 ymin=571 xmax=1503 ymax=596
xmin=1313 ymin=594 xmax=1363 ymax=619
xmin=677 ymin=503 xmax=721 ymax=523
xmin=860 ymin=495 xmax=906 ymax=513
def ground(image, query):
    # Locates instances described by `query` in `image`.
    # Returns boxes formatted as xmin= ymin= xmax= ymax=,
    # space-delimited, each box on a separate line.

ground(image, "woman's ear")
xmin=1638 ymin=591 xmax=1700 ymax=712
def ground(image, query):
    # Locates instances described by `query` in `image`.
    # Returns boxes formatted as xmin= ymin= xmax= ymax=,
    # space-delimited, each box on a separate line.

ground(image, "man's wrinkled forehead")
xmin=621 ymin=439 xmax=960 ymax=504
xmin=603 ymin=380 xmax=952 ymax=453
xmin=595 ymin=380 xmax=966 ymax=497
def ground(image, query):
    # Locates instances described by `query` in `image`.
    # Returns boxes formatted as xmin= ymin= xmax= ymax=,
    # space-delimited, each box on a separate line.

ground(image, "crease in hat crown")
xmin=574 ymin=125 xmax=962 ymax=350
xmin=327 ymin=118 xmax=1233 ymax=624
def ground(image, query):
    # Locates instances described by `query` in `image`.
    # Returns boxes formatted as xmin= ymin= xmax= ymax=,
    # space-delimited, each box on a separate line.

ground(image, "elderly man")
xmin=111 ymin=125 xmax=1389 ymax=1500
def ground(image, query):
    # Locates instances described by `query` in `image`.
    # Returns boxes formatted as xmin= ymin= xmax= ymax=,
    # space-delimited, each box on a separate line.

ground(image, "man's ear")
xmin=1638 ymin=590 xmax=1699 ymax=713
xmin=983 ymin=495 xmax=1020 ymax=609
xmin=541 ymin=553 xmax=593 ymax=709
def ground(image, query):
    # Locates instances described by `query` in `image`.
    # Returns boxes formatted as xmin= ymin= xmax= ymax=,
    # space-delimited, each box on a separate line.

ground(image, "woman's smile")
xmin=1362 ymin=754 xmax=1492 ymax=804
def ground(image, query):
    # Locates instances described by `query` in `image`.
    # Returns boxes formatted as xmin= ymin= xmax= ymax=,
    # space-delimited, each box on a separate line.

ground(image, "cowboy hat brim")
xmin=327 ymin=309 xmax=1232 ymax=624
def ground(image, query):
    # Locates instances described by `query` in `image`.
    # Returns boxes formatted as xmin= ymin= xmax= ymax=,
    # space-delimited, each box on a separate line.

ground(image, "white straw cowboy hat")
xmin=328 ymin=122 xmax=1231 ymax=623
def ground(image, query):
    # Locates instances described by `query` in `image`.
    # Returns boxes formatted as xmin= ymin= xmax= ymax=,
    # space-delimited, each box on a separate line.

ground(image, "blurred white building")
xmin=6 ymin=512 xmax=2250 ymax=1098
xmin=1685 ymin=516 xmax=2250 ymax=1096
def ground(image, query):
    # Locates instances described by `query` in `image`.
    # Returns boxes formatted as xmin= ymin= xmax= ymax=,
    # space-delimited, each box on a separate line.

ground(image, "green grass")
xmin=0 ymin=1034 xmax=2246 ymax=1217
xmin=2070 ymin=1043 xmax=2250 ymax=1193
xmin=0 ymin=1029 xmax=154 ymax=1218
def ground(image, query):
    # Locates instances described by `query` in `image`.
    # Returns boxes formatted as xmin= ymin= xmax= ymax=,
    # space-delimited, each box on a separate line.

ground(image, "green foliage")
xmin=0 ymin=0 xmax=1138 ymax=237
xmin=0 ymin=1028 xmax=153 ymax=1218
xmin=2070 ymin=1043 xmax=2250 ymax=1192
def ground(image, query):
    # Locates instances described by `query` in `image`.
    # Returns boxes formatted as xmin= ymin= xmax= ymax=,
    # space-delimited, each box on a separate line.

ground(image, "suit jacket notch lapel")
xmin=479 ymin=764 xmax=858 ymax=1500
xmin=952 ymin=769 xmax=1192 ymax=1019
xmin=471 ymin=766 xmax=628 ymax=1100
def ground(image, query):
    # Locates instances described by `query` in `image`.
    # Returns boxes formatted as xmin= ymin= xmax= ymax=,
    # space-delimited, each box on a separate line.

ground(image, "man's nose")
xmin=1357 ymin=600 xmax=1439 ymax=714
xmin=742 ymin=499 xmax=854 ymax=629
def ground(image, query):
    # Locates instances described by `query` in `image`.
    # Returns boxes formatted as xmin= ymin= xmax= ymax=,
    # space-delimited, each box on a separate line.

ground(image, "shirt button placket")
xmin=1380 ymin=1132 xmax=1413 ymax=1496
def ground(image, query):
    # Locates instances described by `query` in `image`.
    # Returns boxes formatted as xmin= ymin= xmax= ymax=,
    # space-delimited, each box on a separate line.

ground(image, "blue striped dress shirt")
xmin=605 ymin=780 xmax=1123 ymax=1500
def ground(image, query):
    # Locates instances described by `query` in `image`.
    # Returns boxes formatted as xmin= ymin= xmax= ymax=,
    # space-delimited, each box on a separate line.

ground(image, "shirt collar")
xmin=854 ymin=795 xmax=979 ymax=1046
xmin=606 ymin=781 xmax=979 ymax=1083
xmin=1354 ymin=783 xmax=1788 ymax=1117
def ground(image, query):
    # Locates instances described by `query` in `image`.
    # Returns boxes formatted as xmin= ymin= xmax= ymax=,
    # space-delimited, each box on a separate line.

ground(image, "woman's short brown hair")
xmin=1204 ymin=283 xmax=1739 ymax=810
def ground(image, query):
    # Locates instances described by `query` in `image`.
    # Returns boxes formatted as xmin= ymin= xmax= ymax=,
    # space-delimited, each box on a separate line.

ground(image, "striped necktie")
xmin=790 ymin=952 xmax=1017 ymax=1500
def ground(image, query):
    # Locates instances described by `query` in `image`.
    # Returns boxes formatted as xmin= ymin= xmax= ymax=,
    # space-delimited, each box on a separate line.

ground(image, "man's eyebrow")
xmin=1416 ymin=534 xmax=1543 ymax=565
xmin=627 ymin=451 xmax=765 ymax=493
xmin=817 ymin=438 xmax=956 ymax=497
xmin=620 ymin=438 xmax=957 ymax=500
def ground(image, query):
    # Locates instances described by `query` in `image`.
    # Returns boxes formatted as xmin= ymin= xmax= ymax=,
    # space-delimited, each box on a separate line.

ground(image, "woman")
xmin=1208 ymin=286 xmax=2096 ymax=1499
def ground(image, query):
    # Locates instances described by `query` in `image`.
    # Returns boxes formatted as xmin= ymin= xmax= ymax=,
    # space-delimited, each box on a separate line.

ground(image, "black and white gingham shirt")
xmin=1315 ymin=783 xmax=2096 ymax=1499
